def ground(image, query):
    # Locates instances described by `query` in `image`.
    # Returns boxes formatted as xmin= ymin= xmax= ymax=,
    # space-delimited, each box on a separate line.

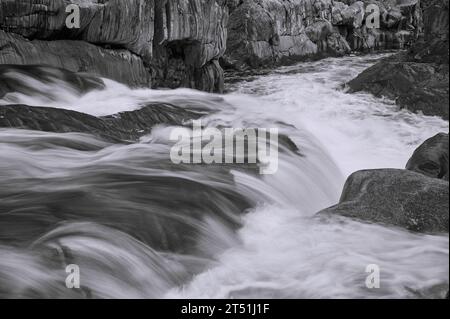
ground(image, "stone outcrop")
xmin=0 ymin=31 xmax=152 ymax=87
xmin=0 ymin=103 xmax=206 ymax=142
xmin=223 ymin=0 xmax=421 ymax=70
xmin=406 ymin=133 xmax=449 ymax=180
xmin=0 ymin=0 xmax=427 ymax=88
xmin=151 ymin=0 xmax=227 ymax=91
xmin=318 ymin=169 xmax=449 ymax=233
xmin=0 ymin=0 xmax=228 ymax=92
xmin=348 ymin=0 xmax=449 ymax=119
xmin=346 ymin=0 xmax=422 ymax=51
xmin=0 ymin=0 xmax=155 ymax=58
xmin=317 ymin=132 xmax=450 ymax=235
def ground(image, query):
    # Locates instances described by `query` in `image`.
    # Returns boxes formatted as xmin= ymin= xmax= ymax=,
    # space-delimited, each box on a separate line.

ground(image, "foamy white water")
xmin=0 ymin=54 xmax=448 ymax=298
xmin=165 ymin=55 xmax=449 ymax=299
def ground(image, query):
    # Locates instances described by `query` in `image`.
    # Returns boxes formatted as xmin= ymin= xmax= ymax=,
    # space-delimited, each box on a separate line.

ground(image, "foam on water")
xmin=0 ymin=54 xmax=448 ymax=298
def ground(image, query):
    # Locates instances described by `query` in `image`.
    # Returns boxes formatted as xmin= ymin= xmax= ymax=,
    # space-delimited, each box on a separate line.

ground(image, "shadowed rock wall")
xmin=223 ymin=0 xmax=422 ymax=70
xmin=348 ymin=0 xmax=449 ymax=119
xmin=0 ymin=0 xmax=228 ymax=92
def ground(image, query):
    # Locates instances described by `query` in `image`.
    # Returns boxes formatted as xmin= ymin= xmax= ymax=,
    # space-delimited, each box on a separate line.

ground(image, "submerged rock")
xmin=406 ymin=133 xmax=449 ymax=180
xmin=0 ymin=104 xmax=207 ymax=142
xmin=318 ymin=169 xmax=449 ymax=234
xmin=0 ymin=64 xmax=105 ymax=99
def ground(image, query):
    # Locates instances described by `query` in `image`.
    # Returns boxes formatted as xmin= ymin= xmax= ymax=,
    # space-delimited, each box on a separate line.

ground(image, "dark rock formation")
xmin=0 ymin=0 xmax=154 ymax=58
xmin=223 ymin=0 xmax=421 ymax=70
xmin=346 ymin=0 xmax=422 ymax=51
xmin=406 ymin=133 xmax=449 ymax=180
xmin=348 ymin=0 xmax=449 ymax=119
xmin=0 ymin=0 xmax=228 ymax=92
xmin=0 ymin=0 xmax=425 ymax=88
xmin=0 ymin=30 xmax=153 ymax=88
xmin=347 ymin=55 xmax=449 ymax=119
xmin=318 ymin=169 xmax=449 ymax=233
xmin=150 ymin=0 xmax=228 ymax=92
xmin=0 ymin=104 xmax=207 ymax=142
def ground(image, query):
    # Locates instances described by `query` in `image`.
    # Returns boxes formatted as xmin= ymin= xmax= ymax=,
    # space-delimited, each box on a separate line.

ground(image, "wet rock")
xmin=0 ymin=104 xmax=207 ymax=142
xmin=348 ymin=0 xmax=449 ymax=119
xmin=0 ymin=64 xmax=105 ymax=99
xmin=406 ymin=133 xmax=449 ymax=180
xmin=0 ymin=156 xmax=253 ymax=255
xmin=318 ymin=169 xmax=449 ymax=234
xmin=347 ymin=56 xmax=449 ymax=119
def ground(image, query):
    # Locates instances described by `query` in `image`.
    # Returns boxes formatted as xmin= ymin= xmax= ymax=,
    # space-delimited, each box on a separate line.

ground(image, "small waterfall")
xmin=0 ymin=54 xmax=448 ymax=298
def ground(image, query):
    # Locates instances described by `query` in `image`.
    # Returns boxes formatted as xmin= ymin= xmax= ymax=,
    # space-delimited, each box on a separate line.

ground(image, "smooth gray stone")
xmin=318 ymin=169 xmax=449 ymax=234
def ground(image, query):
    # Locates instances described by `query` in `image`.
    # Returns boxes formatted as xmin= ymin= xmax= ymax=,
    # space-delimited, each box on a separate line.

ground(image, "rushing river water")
xmin=0 ymin=54 xmax=448 ymax=298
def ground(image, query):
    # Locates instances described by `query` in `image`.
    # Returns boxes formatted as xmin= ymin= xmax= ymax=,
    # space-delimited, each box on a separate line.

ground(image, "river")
xmin=0 ymin=54 xmax=448 ymax=298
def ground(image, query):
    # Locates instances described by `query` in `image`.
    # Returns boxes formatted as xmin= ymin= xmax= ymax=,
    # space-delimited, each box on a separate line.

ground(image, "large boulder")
xmin=318 ymin=169 xmax=449 ymax=234
xmin=348 ymin=0 xmax=449 ymax=119
xmin=347 ymin=56 xmax=449 ymax=119
xmin=406 ymin=133 xmax=449 ymax=180
xmin=0 ymin=0 xmax=228 ymax=92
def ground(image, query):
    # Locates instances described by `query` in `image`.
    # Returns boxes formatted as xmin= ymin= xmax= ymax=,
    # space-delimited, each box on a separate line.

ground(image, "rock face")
xmin=0 ymin=0 xmax=427 ymax=88
xmin=318 ymin=169 xmax=449 ymax=233
xmin=151 ymin=0 xmax=228 ymax=92
xmin=223 ymin=0 xmax=421 ymax=70
xmin=0 ymin=30 xmax=153 ymax=88
xmin=407 ymin=133 xmax=449 ymax=180
xmin=348 ymin=0 xmax=449 ymax=119
xmin=0 ymin=0 xmax=228 ymax=92
xmin=346 ymin=0 xmax=423 ymax=50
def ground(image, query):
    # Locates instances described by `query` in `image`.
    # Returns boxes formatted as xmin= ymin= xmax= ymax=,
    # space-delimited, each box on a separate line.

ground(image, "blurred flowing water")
xmin=0 ymin=54 xmax=448 ymax=298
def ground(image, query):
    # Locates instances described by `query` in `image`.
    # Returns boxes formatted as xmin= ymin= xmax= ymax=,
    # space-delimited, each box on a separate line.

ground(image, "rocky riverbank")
xmin=318 ymin=133 xmax=449 ymax=234
xmin=1 ymin=0 xmax=423 ymax=92
xmin=348 ymin=0 xmax=449 ymax=119
xmin=0 ymin=0 xmax=228 ymax=92
xmin=222 ymin=0 xmax=422 ymax=70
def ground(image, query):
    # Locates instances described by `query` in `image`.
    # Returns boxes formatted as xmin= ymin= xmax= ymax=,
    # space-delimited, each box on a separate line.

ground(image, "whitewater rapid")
xmin=0 ymin=54 xmax=448 ymax=298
